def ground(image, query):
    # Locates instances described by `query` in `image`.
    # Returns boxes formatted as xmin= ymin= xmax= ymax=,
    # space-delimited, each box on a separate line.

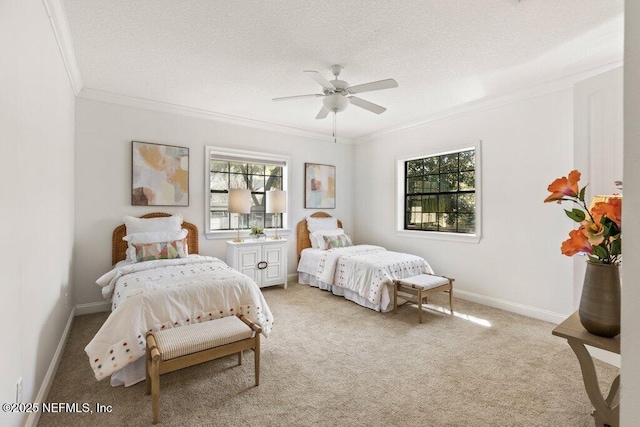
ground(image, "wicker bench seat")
xmin=394 ymin=273 xmax=454 ymax=323
xmin=145 ymin=314 xmax=261 ymax=424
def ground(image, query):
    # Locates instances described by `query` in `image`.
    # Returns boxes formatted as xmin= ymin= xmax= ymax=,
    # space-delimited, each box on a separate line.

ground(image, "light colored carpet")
xmin=40 ymin=283 xmax=617 ymax=426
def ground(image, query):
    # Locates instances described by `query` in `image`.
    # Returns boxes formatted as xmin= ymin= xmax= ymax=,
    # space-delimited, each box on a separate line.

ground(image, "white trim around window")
xmin=394 ymin=140 xmax=482 ymax=244
xmin=204 ymin=146 xmax=291 ymax=240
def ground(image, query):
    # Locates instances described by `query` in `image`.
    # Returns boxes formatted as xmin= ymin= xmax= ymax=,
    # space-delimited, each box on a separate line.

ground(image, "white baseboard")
xmin=25 ymin=308 xmax=75 ymax=427
xmin=453 ymin=289 xmax=568 ymax=324
xmin=75 ymin=301 xmax=111 ymax=315
xmin=287 ymin=273 xmax=298 ymax=284
xmin=454 ymin=289 xmax=619 ymax=368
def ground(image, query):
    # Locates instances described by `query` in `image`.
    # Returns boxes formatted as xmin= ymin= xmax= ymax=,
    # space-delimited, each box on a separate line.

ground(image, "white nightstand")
xmin=226 ymin=239 xmax=288 ymax=288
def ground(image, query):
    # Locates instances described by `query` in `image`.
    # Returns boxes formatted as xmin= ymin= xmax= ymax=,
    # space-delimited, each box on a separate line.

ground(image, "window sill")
xmin=205 ymin=228 xmax=292 ymax=240
xmin=395 ymin=229 xmax=481 ymax=244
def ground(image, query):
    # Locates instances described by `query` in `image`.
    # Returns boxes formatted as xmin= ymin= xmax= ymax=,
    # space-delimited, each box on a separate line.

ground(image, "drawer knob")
xmin=257 ymin=261 xmax=268 ymax=270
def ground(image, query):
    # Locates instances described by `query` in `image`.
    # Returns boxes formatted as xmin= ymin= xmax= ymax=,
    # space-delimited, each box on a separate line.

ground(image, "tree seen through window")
xmin=210 ymin=160 xmax=283 ymax=231
xmin=405 ymin=149 xmax=476 ymax=233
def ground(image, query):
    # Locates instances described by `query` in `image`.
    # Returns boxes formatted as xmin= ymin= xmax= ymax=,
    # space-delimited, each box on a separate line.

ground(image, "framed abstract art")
xmin=304 ymin=163 xmax=335 ymax=209
xmin=132 ymin=141 xmax=189 ymax=206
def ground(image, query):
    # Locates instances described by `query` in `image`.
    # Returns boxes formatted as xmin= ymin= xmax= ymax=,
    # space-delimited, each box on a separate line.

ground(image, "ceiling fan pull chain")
xmin=333 ymin=112 xmax=337 ymax=143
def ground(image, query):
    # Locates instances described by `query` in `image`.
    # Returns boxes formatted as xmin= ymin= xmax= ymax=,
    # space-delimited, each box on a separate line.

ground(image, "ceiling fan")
xmin=272 ymin=64 xmax=398 ymax=120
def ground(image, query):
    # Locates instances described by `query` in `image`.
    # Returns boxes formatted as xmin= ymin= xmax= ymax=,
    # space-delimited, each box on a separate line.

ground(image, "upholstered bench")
xmin=145 ymin=314 xmax=262 ymax=424
xmin=394 ymin=274 xmax=454 ymax=323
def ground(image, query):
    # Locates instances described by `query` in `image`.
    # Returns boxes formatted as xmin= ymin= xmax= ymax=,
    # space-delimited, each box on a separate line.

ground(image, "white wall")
xmin=0 ymin=1 xmax=76 ymax=426
xmin=353 ymin=89 xmax=576 ymax=321
xmin=621 ymin=1 xmax=640 ymax=424
xmin=74 ymin=98 xmax=353 ymax=307
xmin=573 ymin=67 xmax=624 ymax=309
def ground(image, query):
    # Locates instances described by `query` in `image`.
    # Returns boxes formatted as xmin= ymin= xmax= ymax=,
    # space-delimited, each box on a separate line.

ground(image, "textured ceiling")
xmin=63 ymin=0 xmax=623 ymax=140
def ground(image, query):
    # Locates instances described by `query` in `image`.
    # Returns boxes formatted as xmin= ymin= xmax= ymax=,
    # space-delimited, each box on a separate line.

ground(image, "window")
xmin=206 ymin=147 xmax=289 ymax=236
xmin=397 ymin=142 xmax=481 ymax=242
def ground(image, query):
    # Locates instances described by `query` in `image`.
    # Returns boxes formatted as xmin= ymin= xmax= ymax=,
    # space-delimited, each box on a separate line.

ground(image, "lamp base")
xmin=233 ymin=226 xmax=243 ymax=243
xmin=271 ymin=236 xmax=282 ymax=240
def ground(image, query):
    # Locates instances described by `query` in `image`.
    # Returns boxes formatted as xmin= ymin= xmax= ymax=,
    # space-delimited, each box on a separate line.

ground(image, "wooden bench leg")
xmin=238 ymin=350 xmax=243 ymax=366
xmin=449 ymin=286 xmax=454 ymax=314
xmin=151 ymin=359 xmax=160 ymax=425
xmin=145 ymin=347 xmax=151 ymax=395
xmin=418 ymin=289 xmax=423 ymax=324
xmin=255 ymin=334 xmax=260 ymax=386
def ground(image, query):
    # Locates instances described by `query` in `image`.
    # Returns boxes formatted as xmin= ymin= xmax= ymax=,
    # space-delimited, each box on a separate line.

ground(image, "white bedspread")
xmin=86 ymin=255 xmax=273 ymax=381
xmin=311 ymin=245 xmax=432 ymax=308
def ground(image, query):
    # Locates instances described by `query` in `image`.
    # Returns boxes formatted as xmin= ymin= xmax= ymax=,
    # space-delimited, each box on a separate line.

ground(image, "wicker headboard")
xmin=112 ymin=212 xmax=200 ymax=265
xmin=296 ymin=212 xmax=343 ymax=260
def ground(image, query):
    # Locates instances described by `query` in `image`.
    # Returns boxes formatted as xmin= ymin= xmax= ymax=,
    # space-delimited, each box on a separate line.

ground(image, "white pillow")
xmin=123 ymin=214 xmax=183 ymax=234
xmin=123 ymin=229 xmax=188 ymax=261
xmin=312 ymin=228 xmax=346 ymax=250
xmin=306 ymin=216 xmax=338 ymax=234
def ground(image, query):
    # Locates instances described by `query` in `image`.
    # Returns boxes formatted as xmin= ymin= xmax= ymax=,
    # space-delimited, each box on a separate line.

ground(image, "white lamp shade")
xmin=228 ymin=189 xmax=252 ymax=214
xmin=266 ymin=190 xmax=287 ymax=213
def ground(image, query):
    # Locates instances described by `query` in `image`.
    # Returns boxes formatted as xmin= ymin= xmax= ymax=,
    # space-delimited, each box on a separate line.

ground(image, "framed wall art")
xmin=305 ymin=163 xmax=336 ymax=209
xmin=132 ymin=141 xmax=189 ymax=206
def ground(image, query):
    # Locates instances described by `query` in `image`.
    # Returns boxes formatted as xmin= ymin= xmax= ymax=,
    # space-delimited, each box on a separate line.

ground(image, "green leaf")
xmin=611 ymin=238 xmax=622 ymax=256
xmin=587 ymin=255 xmax=603 ymax=264
xmin=593 ymin=245 xmax=609 ymax=261
xmin=579 ymin=185 xmax=587 ymax=202
xmin=564 ymin=209 xmax=586 ymax=222
xmin=609 ymin=222 xmax=620 ymax=235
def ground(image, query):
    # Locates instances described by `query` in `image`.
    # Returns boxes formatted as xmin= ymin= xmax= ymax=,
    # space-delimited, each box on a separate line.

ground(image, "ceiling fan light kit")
xmin=323 ymin=93 xmax=349 ymax=113
xmin=273 ymin=64 xmax=398 ymax=142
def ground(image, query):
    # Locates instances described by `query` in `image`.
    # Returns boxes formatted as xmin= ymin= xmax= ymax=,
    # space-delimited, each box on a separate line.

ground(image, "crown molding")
xmin=77 ymin=88 xmax=354 ymax=145
xmin=42 ymin=0 xmax=83 ymax=95
xmin=41 ymin=0 xmax=346 ymax=143
xmin=355 ymin=60 xmax=623 ymax=144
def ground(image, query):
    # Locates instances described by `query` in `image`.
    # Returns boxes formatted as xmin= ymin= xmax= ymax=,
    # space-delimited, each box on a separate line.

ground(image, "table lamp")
xmin=266 ymin=190 xmax=286 ymax=240
xmin=228 ymin=189 xmax=251 ymax=242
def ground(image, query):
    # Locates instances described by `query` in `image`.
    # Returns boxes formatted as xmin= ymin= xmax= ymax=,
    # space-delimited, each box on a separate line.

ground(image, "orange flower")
xmin=581 ymin=220 xmax=605 ymax=246
xmin=561 ymin=227 xmax=593 ymax=256
xmin=591 ymin=197 xmax=622 ymax=227
xmin=544 ymin=170 xmax=581 ymax=203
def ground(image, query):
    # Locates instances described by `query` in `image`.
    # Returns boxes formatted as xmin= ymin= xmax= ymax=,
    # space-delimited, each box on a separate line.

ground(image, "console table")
xmin=552 ymin=311 xmax=620 ymax=427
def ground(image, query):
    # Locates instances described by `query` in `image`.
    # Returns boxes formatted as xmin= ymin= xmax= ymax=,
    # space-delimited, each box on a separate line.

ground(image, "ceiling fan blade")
xmin=349 ymin=96 xmax=387 ymax=114
xmin=272 ymin=94 xmax=323 ymax=102
xmin=347 ymin=78 xmax=398 ymax=94
xmin=315 ymin=106 xmax=330 ymax=120
xmin=304 ymin=70 xmax=336 ymax=90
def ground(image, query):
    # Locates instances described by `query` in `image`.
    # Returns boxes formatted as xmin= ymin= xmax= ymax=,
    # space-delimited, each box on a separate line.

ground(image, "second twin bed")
xmin=296 ymin=212 xmax=433 ymax=312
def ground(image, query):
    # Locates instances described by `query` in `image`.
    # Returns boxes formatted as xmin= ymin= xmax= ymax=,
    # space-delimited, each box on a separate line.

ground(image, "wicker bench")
xmin=145 ymin=314 xmax=262 ymax=424
xmin=394 ymin=273 xmax=454 ymax=323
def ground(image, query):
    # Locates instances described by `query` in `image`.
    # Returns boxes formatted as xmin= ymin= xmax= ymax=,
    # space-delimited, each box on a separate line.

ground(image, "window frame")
xmin=205 ymin=146 xmax=290 ymax=240
xmin=395 ymin=141 xmax=482 ymax=243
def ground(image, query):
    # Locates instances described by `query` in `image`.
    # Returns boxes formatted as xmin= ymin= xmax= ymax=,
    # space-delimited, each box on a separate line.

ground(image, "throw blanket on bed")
xmin=316 ymin=245 xmax=432 ymax=306
xmin=86 ymin=255 xmax=273 ymax=381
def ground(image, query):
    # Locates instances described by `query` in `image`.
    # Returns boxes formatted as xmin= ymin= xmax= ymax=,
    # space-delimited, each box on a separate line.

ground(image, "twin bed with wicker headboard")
xmin=85 ymin=213 xmax=273 ymax=387
xmin=111 ymin=213 xmax=200 ymax=264
xmin=296 ymin=212 xmax=342 ymax=259
xmin=296 ymin=212 xmax=434 ymax=312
